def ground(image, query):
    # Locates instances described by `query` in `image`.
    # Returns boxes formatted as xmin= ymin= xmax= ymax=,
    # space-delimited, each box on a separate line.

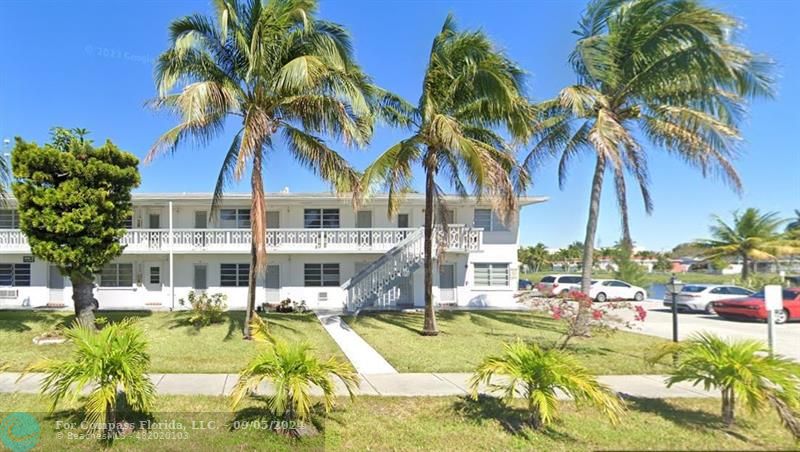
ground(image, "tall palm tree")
xmin=523 ymin=0 xmax=773 ymax=330
xmin=694 ymin=208 xmax=800 ymax=279
xmin=148 ymin=0 xmax=392 ymax=337
xmin=523 ymin=0 xmax=772 ymax=331
xmin=361 ymin=15 xmax=532 ymax=336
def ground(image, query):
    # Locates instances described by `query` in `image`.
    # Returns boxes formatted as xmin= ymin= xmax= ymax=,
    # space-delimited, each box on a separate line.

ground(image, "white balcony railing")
xmin=0 ymin=226 xmax=482 ymax=254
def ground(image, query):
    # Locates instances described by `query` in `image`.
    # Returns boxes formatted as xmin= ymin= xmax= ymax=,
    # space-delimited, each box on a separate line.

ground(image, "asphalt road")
xmin=634 ymin=301 xmax=799 ymax=361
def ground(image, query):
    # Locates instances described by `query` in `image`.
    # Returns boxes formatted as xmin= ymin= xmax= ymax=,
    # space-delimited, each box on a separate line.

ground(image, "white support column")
xmin=169 ymin=201 xmax=175 ymax=310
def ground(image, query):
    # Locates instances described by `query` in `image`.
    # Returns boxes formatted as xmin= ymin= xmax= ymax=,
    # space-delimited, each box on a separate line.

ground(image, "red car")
xmin=713 ymin=287 xmax=800 ymax=324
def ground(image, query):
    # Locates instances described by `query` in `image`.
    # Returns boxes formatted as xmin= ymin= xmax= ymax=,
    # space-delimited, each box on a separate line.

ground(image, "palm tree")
xmin=28 ymin=319 xmax=156 ymax=437
xmin=648 ymin=332 xmax=800 ymax=436
xmin=148 ymin=0 xmax=392 ymax=338
xmin=694 ymin=208 xmax=800 ymax=279
xmin=361 ymin=15 xmax=532 ymax=335
xmin=528 ymin=243 xmax=550 ymax=273
xmin=231 ymin=317 xmax=357 ymax=433
xmin=470 ymin=340 xmax=624 ymax=430
xmin=786 ymin=209 xmax=800 ymax=232
xmin=523 ymin=0 xmax=773 ymax=329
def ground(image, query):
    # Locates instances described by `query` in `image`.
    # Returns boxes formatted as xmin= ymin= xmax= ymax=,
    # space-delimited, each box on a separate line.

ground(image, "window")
xmin=0 ymin=210 xmax=19 ymax=229
xmin=609 ymin=281 xmax=630 ymax=288
xmin=304 ymin=209 xmax=340 ymax=228
xmin=220 ymin=263 xmax=249 ymax=287
xmin=728 ymin=287 xmax=753 ymax=296
xmin=193 ymin=265 xmax=208 ymax=290
xmin=149 ymin=267 xmax=160 ymax=284
xmin=148 ymin=214 xmax=161 ymax=229
xmin=304 ymin=264 xmax=340 ymax=287
xmin=99 ymin=263 xmax=133 ymax=287
xmin=540 ymin=276 xmax=555 ymax=283
xmin=474 ymin=263 xmax=509 ymax=287
xmin=397 ymin=214 xmax=409 ymax=228
xmin=0 ymin=264 xmax=30 ymax=286
xmin=473 ymin=209 xmax=509 ymax=232
xmin=122 ymin=215 xmax=134 ymax=229
xmin=558 ymin=276 xmax=581 ymax=284
xmin=681 ymin=285 xmax=707 ymax=293
xmin=266 ymin=211 xmax=280 ymax=229
xmin=220 ymin=209 xmax=250 ymax=228
xmin=435 ymin=209 xmax=455 ymax=225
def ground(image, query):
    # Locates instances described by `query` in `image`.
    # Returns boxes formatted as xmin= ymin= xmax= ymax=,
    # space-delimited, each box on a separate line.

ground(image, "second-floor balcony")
xmin=0 ymin=226 xmax=482 ymax=254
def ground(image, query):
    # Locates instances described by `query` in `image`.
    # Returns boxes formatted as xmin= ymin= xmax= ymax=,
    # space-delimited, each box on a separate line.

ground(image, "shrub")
xmin=733 ymin=273 xmax=786 ymax=291
xmin=231 ymin=316 xmax=358 ymax=436
xmin=27 ymin=319 xmax=156 ymax=437
xmin=470 ymin=340 xmax=624 ymax=430
xmin=518 ymin=290 xmax=646 ymax=349
xmin=647 ymin=332 xmax=800 ymax=437
xmin=179 ymin=291 xmax=227 ymax=326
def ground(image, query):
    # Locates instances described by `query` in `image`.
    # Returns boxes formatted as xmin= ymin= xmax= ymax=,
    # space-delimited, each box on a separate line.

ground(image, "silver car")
xmin=663 ymin=284 xmax=754 ymax=313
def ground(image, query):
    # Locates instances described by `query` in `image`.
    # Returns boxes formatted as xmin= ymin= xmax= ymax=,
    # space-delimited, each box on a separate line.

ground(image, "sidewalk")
xmin=314 ymin=309 xmax=397 ymax=375
xmin=0 ymin=372 xmax=718 ymax=399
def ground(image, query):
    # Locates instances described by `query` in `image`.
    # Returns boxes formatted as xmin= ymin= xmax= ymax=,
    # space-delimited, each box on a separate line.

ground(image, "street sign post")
xmin=764 ymin=285 xmax=783 ymax=356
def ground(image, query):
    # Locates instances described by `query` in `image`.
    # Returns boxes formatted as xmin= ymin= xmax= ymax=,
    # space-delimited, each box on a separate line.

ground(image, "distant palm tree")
xmin=528 ymin=243 xmax=550 ymax=273
xmin=148 ymin=0 xmax=392 ymax=337
xmin=648 ymin=332 xmax=800 ymax=436
xmin=522 ymin=0 xmax=773 ymax=330
xmin=786 ymin=209 xmax=800 ymax=232
xmin=361 ymin=15 xmax=532 ymax=336
xmin=694 ymin=208 xmax=800 ymax=279
xmin=470 ymin=340 xmax=624 ymax=430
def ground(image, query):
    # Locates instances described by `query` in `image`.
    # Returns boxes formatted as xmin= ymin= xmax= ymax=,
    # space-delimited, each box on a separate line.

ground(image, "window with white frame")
xmin=473 ymin=209 xmax=509 ymax=232
xmin=220 ymin=263 xmax=249 ymax=287
xmin=0 ymin=264 xmax=30 ymax=286
xmin=99 ymin=263 xmax=134 ymax=287
xmin=220 ymin=209 xmax=251 ymax=228
xmin=473 ymin=263 xmax=509 ymax=287
xmin=0 ymin=210 xmax=19 ymax=229
xmin=303 ymin=209 xmax=340 ymax=228
xmin=122 ymin=214 xmax=134 ymax=229
xmin=304 ymin=263 xmax=340 ymax=287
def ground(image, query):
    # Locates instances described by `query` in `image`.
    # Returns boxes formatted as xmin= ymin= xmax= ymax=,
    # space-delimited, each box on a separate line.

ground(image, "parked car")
xmin=536 ymin=274 xmax=582 ymax=296
xmin=589 ymin=279 xmax=647 ymax=302
xmin=713 ymin=288 xmax=800 ymax=324
xmin=518 ymin=279 xmax=533 ymax=291
xmin=662 ymin=284 xmax=754 ymax=314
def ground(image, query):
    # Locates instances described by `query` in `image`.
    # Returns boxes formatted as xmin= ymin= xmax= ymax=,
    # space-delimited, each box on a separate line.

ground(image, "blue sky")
xmin=1 ymin=0 xmax=798 ymax=251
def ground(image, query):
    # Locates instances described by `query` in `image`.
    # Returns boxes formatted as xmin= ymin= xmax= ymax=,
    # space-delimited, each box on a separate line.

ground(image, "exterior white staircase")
xmin=342 ymin=225 xmax=482 ymax=312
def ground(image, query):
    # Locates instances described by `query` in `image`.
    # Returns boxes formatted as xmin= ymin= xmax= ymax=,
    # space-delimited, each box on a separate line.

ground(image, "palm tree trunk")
xmin=71 ymin=272 xmax=97 ymax=328
xmin=527 ymin=384 xmax=543 ymax=430
xmin=576 ymin=155 xmax=606 ymax=335
xmin=422 ymin=154 xmax=438 ymax=336
xmin=722 ymin=386 xmax=735 ymax=427
xmin=741 ymin=254 xmax=749 ymax=280
xmin=244 ymin=150 xmax=267 ymax=339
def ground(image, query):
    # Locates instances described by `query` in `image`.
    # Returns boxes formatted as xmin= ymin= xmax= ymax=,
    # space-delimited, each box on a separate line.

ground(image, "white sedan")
xmin=589 ymin=279 xmax=647 ymax=302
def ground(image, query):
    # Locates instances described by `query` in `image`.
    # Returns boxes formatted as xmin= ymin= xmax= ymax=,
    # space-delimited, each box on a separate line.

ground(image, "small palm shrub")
xmin=732 ymin=273 xmax=786 ymax=291
xmin=231 ymin=316 xmax=358 ymax=435
xmin=648 ymin=332 xmax=800 ymax=437
xmin=179 ymin=291 xmax=227 ymax=326
xmin=470 ymin=340 xmax=624 ymax=430
xmin=28 ymin=319 xmax=156 ymax=436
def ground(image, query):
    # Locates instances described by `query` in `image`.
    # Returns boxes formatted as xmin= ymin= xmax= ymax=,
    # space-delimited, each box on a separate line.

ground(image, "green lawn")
xmin=344 ymin=310 xmax=670 ymax=374
xmin=0 ymin=310 xmax=345 ymax=373
xmin=521 ymin=271 xmax=739 ymax=286
xmin=0 ymin=393 xmax=794 ymax=451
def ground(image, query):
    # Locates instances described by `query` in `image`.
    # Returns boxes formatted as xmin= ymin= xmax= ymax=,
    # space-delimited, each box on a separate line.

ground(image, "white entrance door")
xmin=144 ymin=262 xmax=164 ymax=306
xmin=439 ymin=264 xmax=456 ymax=304
xmin=264 ymin=265 xmax=280 ymax=303
xmin=48 ymin=265 xmax=65 ymax=305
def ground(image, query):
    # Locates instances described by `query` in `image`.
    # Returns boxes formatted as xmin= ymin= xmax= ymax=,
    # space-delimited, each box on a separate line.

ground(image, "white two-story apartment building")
xmin=0 ymin=192 xmax=545 ymax=311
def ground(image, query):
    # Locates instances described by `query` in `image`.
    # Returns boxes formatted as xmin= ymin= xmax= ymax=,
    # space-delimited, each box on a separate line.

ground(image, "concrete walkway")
xmin=314 ymin=309 xmax=397 ymax=375
xmin=0 ymin=372 xmax=717 ymax=399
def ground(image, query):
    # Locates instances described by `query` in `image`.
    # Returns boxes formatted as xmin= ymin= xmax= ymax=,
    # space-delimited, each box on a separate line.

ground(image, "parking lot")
xmin=635 ymin=301 xmax=800 ymax=361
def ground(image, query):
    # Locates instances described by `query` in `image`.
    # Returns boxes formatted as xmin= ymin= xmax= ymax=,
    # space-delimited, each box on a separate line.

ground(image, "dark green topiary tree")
xmin=12 ymin=128 xmax=140 ymax=326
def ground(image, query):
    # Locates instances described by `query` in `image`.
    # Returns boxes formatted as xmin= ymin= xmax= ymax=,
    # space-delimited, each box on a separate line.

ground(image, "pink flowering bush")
xmin=517 ymin=290 xmax=647 ymax=349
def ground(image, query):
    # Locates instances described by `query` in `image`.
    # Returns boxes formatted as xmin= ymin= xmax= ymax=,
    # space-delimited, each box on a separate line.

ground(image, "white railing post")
xmin=169 ymin=201 xmax=174 ymax=310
